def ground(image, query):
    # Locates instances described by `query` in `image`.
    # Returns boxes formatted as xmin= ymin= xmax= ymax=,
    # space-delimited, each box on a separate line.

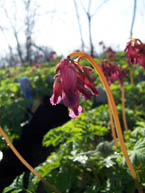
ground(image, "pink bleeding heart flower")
xmin=124 ymin=38 xmax=145 ymax=69
xmin=50 ymin=56 xmax=99 ymax=118
xmin=100 ymin=60 xmax=127 ymax=87
xmin=124 ymin=40 xmax=139 ymax=65
xmin=136 ymin=43 xmax=145 ymax=69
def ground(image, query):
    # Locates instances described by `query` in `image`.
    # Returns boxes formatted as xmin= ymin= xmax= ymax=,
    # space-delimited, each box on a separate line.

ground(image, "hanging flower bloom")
xmin=50 ymin=56 xmax=99 ymax=118
xmin=104 ymin=47 xmax=116 ymax=59
xmin=100 ymin=60 xmax=127 ymax=87
xmin=117 ymin=66 xmax=128 ymax=87
xmin=100 ymin=60 xmax=118 ymax=85
xmin=136 ymin=43 xmax=145 ymax=69
xmin=124 ymin=38 xmax=145 ymax=69
xmin=124 ymin=39 xmax=139 ymax=65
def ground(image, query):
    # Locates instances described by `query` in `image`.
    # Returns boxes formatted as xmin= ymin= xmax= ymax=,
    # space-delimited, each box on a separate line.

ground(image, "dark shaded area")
xmin=0 ymin=97 xmax=70 ymax=192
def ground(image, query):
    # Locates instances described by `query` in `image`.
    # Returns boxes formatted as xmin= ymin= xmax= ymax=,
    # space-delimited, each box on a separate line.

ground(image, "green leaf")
xmin=2 ymin=187 xmax=15 ymax=193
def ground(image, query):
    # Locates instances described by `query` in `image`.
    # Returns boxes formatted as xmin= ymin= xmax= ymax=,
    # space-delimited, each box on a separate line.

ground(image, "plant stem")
xmin=108 ymin=99 xmax=117 ymax=146
xmin=121 ymin=85 xmax=129 ymax=133
xmin=0 ymin=127 xmax=61 ymax=193
xmin=129 ymin=66 xmax=134 ymax=84
xmin=69 ymin=52 xmax=143 ymax=193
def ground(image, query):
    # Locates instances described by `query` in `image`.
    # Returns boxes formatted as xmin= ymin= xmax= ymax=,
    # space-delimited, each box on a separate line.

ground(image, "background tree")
xmin=73 ymin=0 xmax=85 ymax=52
xmin=3 ymin=1 xmax=24 ymax=64
xmin=0 ymin=0 xmax=55 ymax=66
xmin=80 ymin=0 xmax=110 ymax=56
xmin=130 ymin=0 xmax=137 ymax=38
xmin=0 ymin=26 xmax=15 ymax=66
xmin=23 ymin=0 xmax=39 ymax=65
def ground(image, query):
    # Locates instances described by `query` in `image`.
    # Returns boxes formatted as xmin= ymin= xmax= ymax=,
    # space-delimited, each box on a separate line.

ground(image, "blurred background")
xmin=0 ymin=0 xmax=145 ymax=66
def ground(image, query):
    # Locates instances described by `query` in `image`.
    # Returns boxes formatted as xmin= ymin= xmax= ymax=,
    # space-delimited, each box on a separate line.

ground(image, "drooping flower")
xmin=99 ymin=41 xmax=115 ymax=59
xmin=136 ymin=43 xmax=145 ymax=69
xmin=124 ymin=39 xmax=139 ymax=65
xmin=100 ymin=60 xmax=117 ymax=85
xmin=49 ymin=51 xmax=56 ymax=61
xmin=100 ymin=60 xmax=127 ymax=87
xmin=104 ymin=47 xmax=116 ymax=59
xmin=116 ymin=65 xmax=128 ymax=87
xmin=50 ymin=56 xmax=99 ymax=118
xmin=124 ymin=38 xmax=145 ymax=69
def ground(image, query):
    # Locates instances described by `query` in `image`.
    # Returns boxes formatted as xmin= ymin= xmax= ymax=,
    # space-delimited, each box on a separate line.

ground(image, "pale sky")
xmin=0 ymin=0 xmax=145 ymax=57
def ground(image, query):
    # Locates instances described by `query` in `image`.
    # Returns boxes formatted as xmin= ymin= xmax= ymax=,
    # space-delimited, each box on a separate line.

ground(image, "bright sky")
xmin=0 ymin=0 xmax=145 ymax=57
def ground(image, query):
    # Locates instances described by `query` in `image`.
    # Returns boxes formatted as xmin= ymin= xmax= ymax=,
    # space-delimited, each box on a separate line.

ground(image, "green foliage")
xmin=0 ymin=63 xmax=54 ymax=148
xmin=37 ymin=105 xmax=137 ymax=193
xmin=114 ymin=122 xmax=145 ymax=188
xmin=43 ymin=105 xmax=109 ymax=149
xmin=2 ymin=53 xmax=145 ymax=192
xmin=111 ymin=81 xmax=145 ymax=121
xmin=3 ymin=172 xmax=38 ymax=193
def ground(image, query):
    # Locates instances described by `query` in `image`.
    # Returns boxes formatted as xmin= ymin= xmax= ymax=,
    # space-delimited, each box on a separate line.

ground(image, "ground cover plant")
xmin=1 ymin=39 xmax=145 ymax=193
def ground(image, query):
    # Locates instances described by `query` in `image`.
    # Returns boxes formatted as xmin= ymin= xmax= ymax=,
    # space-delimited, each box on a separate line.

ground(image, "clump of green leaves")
xmin=0 ymin=64 xmax=55 ymax=149
xmin=32 ymin=105 xmax=135 ymax=193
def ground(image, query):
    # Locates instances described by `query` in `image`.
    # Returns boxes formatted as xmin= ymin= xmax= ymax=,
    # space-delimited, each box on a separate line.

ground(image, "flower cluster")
xmin=99 ymin=41 xmax=115 ymax=59
xmin=50 ymin=56 xmax=98 ymax=118
xmin=124 ymin=38 xmax=145 ymax=69
xmin=104 ymin=47 xmax=116 ymax=59
xmin=49 ymin=51 xmax=56 ymax=61
xmin=100 ymin=60 xmax=127 ymax=87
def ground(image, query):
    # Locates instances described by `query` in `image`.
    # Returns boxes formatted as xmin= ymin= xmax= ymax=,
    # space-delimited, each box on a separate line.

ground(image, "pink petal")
xmin=78 ymin=72 xmax=98 ymax=96
xmin=63 ymin=91 xmax=80 ymax=109
xmin=60 ymin=59 xmax=77 ymax=94
xmin=84 ymin=79 xmax=99 ymax=96
xmin=51 ymin=77 xmax=62 ymax=104
xmin=77 ymin=78 xmax=92 ymax=100
xmin=69 ymin=106 xmax=82 ymax=118
xmin=50 ymin=95 xmax=61 ymax=105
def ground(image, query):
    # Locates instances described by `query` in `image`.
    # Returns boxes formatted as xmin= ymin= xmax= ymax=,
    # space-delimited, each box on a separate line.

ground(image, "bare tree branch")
xmin=0 ymin=0 xmax=56 ymax=65
xmin=130 ymin=0 xmax=137 ymax=38
xmin=80 ymin=0 xmax=88 ymax=13
xmin=87 ymin=0 xmax=92 ymax=13
xmin=91 ymin=0 xmax=110 ymax=17
xmin=0 ymin=25 xmax=15 ymax=65
xmin=73 ymin=0 xmax=85 ymax=51
xmin=81 ymin=0 xmax=110 ymax=17
xmin=80 ymin=0 xmax=94 ymax=56
xmin=79 ymin=0 xmax=111 ymax=56
xmin=4 ymin=7 xmax=24 ymax=63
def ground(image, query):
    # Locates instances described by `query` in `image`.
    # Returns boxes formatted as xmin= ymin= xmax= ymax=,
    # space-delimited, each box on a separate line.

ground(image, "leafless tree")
xmin=3 ymin=2 xmax=25 ymax=64
xmin=80 ymin=0 xmax=110 ymax=56
xmin=130 ymin=0 xmax=137 ymax=38
xmin=32 ymin=43 xmax=54 ymax=62
xmin=73 ymin=0 xmax=85 ymax=51
xmin=0 ymin=0 xmax=55 ymax=65
xmin=0 ymin=26 xmax=15 ymax=65
xmin=23 ymin=0 xmax=40 ymax=65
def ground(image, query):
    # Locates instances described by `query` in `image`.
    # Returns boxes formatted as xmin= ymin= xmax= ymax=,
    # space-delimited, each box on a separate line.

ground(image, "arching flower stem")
xmin=108 ymin=99 xmax=117 ymax=146
xmin=69 ymin=52 xmax=143 ymax=193
xmin=121 ymin=85 xmax=129 ymax=133
xmin=0 ymin=127 xmax=61 ymax=193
